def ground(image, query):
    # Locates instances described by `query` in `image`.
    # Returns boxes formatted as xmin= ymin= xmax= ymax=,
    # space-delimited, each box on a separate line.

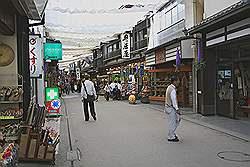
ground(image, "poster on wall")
xmin=121 ymin=33 xmax=131 ymax=59
xmin=29 ymin=35 xmax=43 ymax=77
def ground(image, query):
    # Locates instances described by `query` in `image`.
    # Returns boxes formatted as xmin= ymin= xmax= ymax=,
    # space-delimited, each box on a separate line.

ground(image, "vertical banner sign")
xmin=121 ymin=33 xmax=131 ymax=59
xmin=29 ymin=35 xmax=43 ymax=77
xmin=76 ymin=68 xmax=80 ymax=80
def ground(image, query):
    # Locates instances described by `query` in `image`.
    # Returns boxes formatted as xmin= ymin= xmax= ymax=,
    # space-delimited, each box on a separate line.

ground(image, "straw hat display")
xmin=0 ymin=43 xmax=15 ymax=67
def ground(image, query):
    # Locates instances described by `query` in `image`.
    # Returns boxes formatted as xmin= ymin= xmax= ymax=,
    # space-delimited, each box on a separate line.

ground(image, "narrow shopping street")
xmin=49 ymin=95 xmax=250 ymax=167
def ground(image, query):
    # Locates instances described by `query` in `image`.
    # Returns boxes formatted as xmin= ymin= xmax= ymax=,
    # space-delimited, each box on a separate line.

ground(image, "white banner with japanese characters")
xmin=29 ymin=35 xmax=43 ymax=77
xmin=121 ymin=33 xmax=131 ymax=59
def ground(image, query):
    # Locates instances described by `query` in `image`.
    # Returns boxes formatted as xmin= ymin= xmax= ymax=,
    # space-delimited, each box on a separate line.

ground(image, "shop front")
xmin=203 ymin=36 xmax=250 ymax=118
xmin=189 ymin=1 xmax=250 ymax=118
xmin=145 ymin=41 xmax=194 ymax=107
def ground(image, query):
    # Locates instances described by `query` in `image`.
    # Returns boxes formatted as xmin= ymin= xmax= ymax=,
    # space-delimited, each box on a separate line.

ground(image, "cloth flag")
xmin=197 ymin=40 xmax=202 ymax=63
xmin=176 ymin=48 xmax=181 ymax=69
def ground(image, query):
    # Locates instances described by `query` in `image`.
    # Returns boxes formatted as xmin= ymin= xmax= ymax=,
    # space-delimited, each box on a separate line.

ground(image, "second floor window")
xmin=160 ymin=3 xmax=185 ymax=31
xmin=136 ymin=29 xmax=148 ymax=42
xmin=108 ymin=46 xmax=112 ymax=53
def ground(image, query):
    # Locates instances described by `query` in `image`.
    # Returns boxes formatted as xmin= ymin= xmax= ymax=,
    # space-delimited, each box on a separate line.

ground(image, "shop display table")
xmin=238 ymin=106 xmax=250 ymax=117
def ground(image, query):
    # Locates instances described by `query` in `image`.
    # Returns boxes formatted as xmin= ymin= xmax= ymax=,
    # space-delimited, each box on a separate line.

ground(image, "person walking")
xmin=165 ymin=75 xmax=181 ymax=142
xmin=65 ymin=79 xmax=70 ymax=95
xmin=104 ymin=82 xmax=110 ymax=101
xmin=81 ymin=75 xmax=97 ymax=121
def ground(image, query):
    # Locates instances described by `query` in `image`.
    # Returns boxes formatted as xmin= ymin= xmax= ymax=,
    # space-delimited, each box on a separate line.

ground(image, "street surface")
xmin=19 ymin=95 xmax=250 ymax=167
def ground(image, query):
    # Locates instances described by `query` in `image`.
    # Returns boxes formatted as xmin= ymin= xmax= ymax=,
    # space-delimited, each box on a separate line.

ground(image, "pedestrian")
xmin=104 ymin=82 xmax=110 ymax=101
xmin=165 ymin=75 xmax=181 ymax=142
xmin=109 ymin=81 xmax=115 ymax=98
xmin=94 ymin=80 xmax=100 ymax=101
xmin=65 ymin=80 xmax=70 ymax=95
xmin=77 ymin=80 xmax=82 ymax=93
xmin=70 ymin=80 xmax=75 ymax=93
xmin=81 ymin=75 xmax=97 ymax=121
xmin=117 ymin=80 xmax=122 ymax=100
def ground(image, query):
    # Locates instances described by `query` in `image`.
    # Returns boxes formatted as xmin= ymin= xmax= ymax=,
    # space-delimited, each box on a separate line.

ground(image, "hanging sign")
xmin=29 ymin=35 xmax=43 ymax=77
xmin=46 ymin=100 xmax=60 ymax=114
xmin=121 ymin=33 xmax=131 ymax=59
xmin=45 ymin=87 xmax=59 ymax=101
xmin=44 ymin=43 xmax=62 ymax=60
xmin=76 ymin=68 xmax=81 ymax=80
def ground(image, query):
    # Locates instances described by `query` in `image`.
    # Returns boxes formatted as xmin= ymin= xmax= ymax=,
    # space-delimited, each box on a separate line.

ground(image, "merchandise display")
xmin=0 ymin=75 xmax=23 ymax=166
xmin=1 ymin=124 xmax=21 ymax=141
xmin=0 ymin=108 xmax=23 ymax=118
xmin=0 ymin=87 xmax=23 ymax=102
xmin=0 ymin=143 xmax=18 ymax=167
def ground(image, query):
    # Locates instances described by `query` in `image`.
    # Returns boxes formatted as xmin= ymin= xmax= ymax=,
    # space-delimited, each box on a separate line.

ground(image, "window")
xmin=177 ymin=4 xmax=185 ymax=20
xmin=135 ymin=32 xmax=139 ymax=42
xmin=160 ymin=13 xmax=166 ymax=30
xmin=165 ymin=11 xmax=171 ymax=28
xmin=143 ymin=29 xmax=147 ymax=39
xmin=160 ymin=3 xmax=185 ymax=31
xmin=113 ymin=43 xmax=117 ymax=51
xmin=171 ymin=6 xmax=178 ymax=24
xmin=108 ymin=45 xmax=112 ymax=53
xmin=118 ymin=41 xmax=121 ymax=49
xmin=139 ymin=30 xmax=144 ymax=41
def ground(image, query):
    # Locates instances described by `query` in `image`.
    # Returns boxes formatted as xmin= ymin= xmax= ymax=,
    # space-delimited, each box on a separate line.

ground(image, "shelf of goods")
xmin=149 ymin=80 xmax=169 ymax=102
xmin=0 ymin=143 xmax=18 ymax=167
xmin=0 ymin=75 xmax=23 ymax=166
xmin=18 ymin=102 xmax=59 ymax=165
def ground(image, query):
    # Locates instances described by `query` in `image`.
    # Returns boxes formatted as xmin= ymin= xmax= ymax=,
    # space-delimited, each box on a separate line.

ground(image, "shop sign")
xmin=45 ymin=87 xmax=59 ymax=101
xmin=76 ymin=68 xmax=81 ymax=80
xmin=29 ymin=35 xmax=43 ymax=77
xmin=44 ymin=43 xmax=62 ymax=60
xmin=46 ymin=100 xmax=60 ymax=114
xmin=121 ymin=33 xmax=131 ymax=59
xmin=155 ymin=48 xmax=166 ymax=64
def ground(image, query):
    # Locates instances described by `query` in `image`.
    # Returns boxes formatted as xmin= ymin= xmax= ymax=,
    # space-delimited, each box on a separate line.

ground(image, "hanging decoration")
xmin=194 ymin=40 xmax=206 ymax=71
xmin=140 ymin=64 xmax=144 ymax=77
xmin=175 ymin=48 xmax=181 ymax=70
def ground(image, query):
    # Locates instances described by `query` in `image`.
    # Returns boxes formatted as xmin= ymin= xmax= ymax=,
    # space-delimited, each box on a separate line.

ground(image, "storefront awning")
xmin=11 ymin=0 xmax=48 ymax=20
xmin=188 ymin=1 xmax=250 ymax=34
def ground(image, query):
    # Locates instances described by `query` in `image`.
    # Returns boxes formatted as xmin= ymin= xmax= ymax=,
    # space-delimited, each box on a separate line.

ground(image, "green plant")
xmin=194 ymin=59 xmax=206 ymax=71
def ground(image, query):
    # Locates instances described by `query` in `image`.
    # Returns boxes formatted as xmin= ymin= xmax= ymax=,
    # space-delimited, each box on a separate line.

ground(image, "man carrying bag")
xmin=165 ymin=75 xmax=181 ymax=142
xmin=81 ymin=75 xmax=97 ymax=121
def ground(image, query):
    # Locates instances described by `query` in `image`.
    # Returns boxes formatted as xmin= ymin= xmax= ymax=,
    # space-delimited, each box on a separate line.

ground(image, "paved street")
xmin=18 ymin=95 xmax=250 ymax=167
xmin=62 ymin=96 xmax=250 ymax=167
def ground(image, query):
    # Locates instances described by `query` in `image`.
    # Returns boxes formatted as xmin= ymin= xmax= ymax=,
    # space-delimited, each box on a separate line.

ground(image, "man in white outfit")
xmin=81 ymin=75 xmax=97 ymax=121
xmin=165 ymin=76 xmax=181 ymax=142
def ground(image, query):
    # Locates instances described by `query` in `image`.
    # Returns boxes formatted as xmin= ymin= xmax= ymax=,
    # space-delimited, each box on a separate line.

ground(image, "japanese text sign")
xmin=29 ymin=35 xmax=43 ymax=77
xmin=121 ymin=33 xmax=131 ymax=59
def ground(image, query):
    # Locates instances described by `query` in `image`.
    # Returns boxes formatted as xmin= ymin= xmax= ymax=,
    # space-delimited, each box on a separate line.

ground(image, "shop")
xmin=0 ymin=1 xmax=29 ymax=165
xmin=145 ymin=40 xmax=194 ymax=107
xmin=188 ymin=1 xmax=250 ymax=118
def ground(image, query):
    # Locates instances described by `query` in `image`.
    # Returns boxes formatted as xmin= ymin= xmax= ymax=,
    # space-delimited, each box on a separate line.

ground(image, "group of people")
xmin=104 ymin=81 xmax=122 ymax=101
xmin=58 ymin=79 xmax=82 ymax=95
xmin=80 ymin=74 xmax=182 ymax=142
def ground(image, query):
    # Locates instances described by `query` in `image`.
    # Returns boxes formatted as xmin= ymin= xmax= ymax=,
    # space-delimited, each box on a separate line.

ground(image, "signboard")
xmin=45 ymin=87 xmax=59 ymax=101
xmin=46 ymin=99 xmax=61 ymax=114
xmin=29 ymin=35 xmax=43 ymax=77
xmin=76 ymin=68 xmax=80 ymax=80
xmin=155 ymin=48 xmax=166 ymax=64
xmin=121 ymin=33 xmax=131 ymax=59
xmin=44 ymin=43 xmax=62 ymax=60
